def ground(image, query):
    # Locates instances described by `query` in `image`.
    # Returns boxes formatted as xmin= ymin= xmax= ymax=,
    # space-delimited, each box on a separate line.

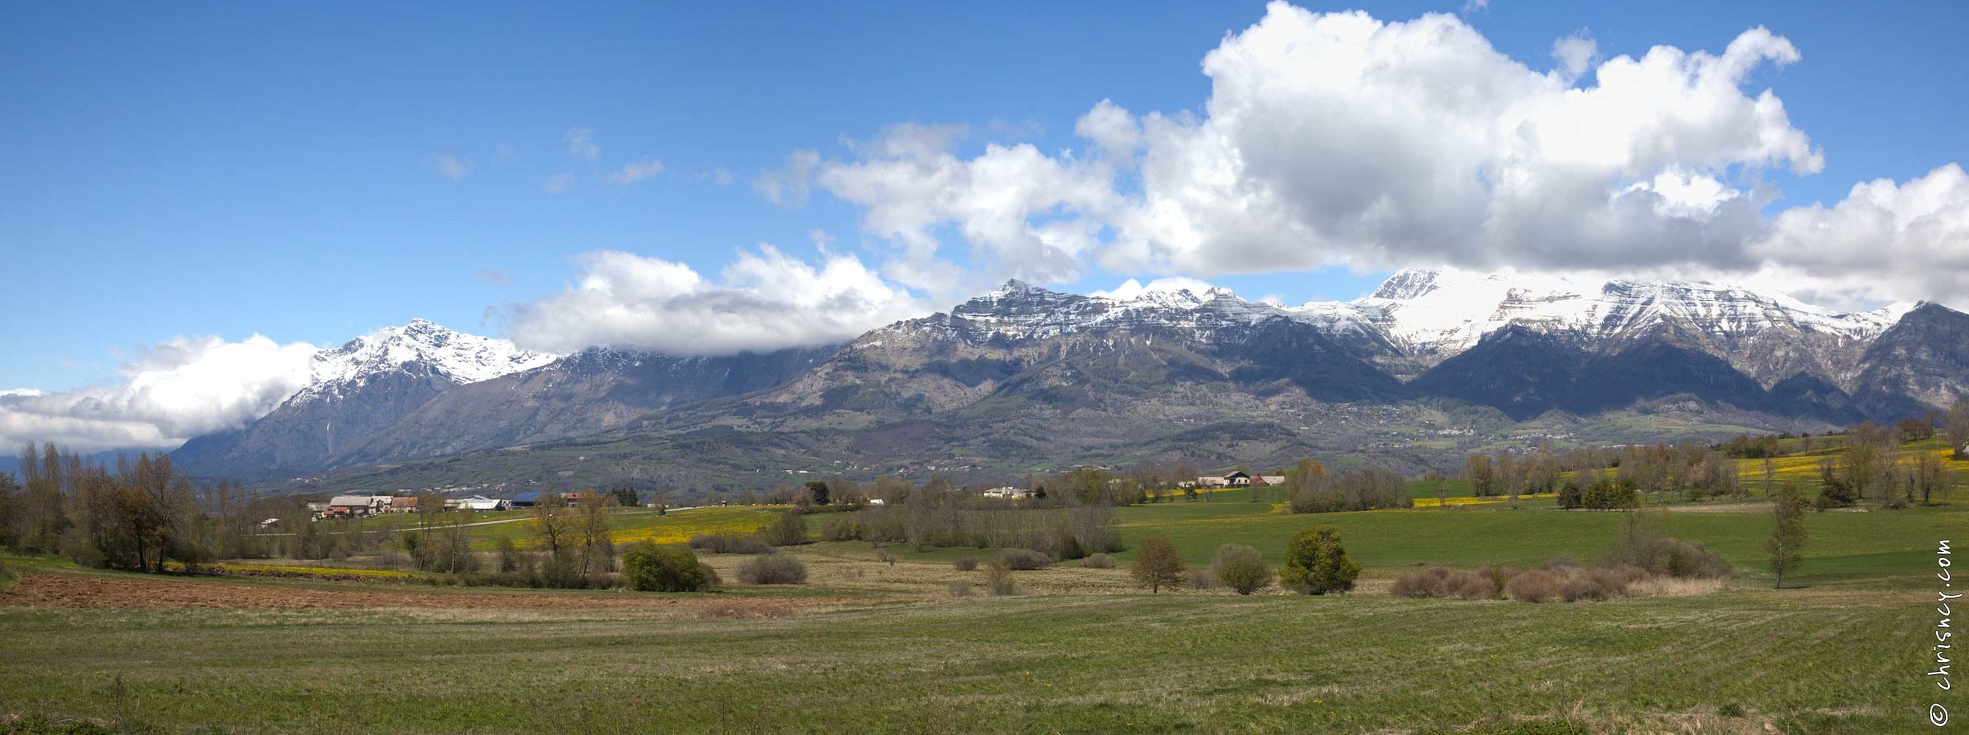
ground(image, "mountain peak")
xmin=1371 ymin=268 xmax=1443 ymax=300
xmin=304 ymin=321 xmax=557 ymax=402
xmin=994 ymin=279 xmax=1036 ymax=295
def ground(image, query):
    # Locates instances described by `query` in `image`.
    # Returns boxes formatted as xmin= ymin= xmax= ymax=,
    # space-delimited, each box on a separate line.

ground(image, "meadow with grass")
xmin=2 ymin=432 xmax=1964 ymax=733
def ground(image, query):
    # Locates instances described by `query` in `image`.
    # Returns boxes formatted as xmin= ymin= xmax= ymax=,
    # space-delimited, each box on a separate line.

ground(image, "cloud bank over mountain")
xmin=528 ymin=2 xmax=1959 ymax=358
xmin=0 ymin=335 xmax=318 ymax=453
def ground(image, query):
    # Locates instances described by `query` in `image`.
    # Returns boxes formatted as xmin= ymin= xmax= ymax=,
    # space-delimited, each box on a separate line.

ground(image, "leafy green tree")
xmin=1130 ymin=537 xmax=1186 ymax=593
xmin=1765 ymin=484 xmax=1811 ymax=589
xmin=1280 ymin=525 xmax=1359 ymax=595
xmin=621 ymin=541 xmax=717 ymax=592
xmin=1210 ymin=544 xmax=1271 ymax=595
xmin=804 ymin=481 xmax=831 ymax=506
xmin=1556 ymin=477 xmax=1584 ymax=509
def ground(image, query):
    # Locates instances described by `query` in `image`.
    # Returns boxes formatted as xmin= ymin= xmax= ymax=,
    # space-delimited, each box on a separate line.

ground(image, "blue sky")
xmin=2 ymin=1 xmax=1966 ymax=447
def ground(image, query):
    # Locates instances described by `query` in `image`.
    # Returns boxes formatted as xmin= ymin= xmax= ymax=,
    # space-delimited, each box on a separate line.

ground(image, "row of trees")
xmin=1286 ymin=465 xmax=1412 ymax=513
xmin=0 ymin=443 xmax=283 ymax=571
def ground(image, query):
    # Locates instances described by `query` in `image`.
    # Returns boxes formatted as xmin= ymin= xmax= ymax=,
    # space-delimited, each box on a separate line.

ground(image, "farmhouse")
xmin=450 ymin=492 xmax=504 ymax=508
xmin=982 ymin=486 xmax=1035 ymax=499
xmin=324 ymin=495 xmax=389 ymax=519
xmin=1193 ymin=471 xmax=1269 ymax=488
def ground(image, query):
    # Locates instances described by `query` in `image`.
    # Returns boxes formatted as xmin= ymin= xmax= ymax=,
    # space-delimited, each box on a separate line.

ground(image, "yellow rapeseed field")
xmin=1413 ymin=493 xmax=1556 ymax=508
xmin=208 ymin=563 xmax=425 ymax=581
xmin=606 ymin=506 xmax=783 ymax=546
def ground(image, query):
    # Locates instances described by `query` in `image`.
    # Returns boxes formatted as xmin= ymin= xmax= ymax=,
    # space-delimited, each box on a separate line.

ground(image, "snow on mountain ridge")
xmin=1292 ymin=268 xmax=1910 ymax=358
xmin=298 ymin=319 xmax=557 ymax=402
xmin=912 ymin=270 xmax=1912 ymax=372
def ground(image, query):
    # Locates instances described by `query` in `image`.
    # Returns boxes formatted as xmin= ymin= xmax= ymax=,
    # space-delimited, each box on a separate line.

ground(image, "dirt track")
xmin=0 ymin=572 xmax=878 ymax=612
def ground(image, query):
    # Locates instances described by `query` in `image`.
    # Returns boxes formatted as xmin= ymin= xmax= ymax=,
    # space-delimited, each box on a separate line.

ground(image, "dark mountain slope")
xmin=1850 ymin=302 xmax=1969 ymax=420
xmin=1407 ymin=326 xmax=1591 ymax=420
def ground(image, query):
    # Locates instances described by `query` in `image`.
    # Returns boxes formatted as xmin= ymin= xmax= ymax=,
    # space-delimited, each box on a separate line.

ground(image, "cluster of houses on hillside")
xmin=978 ymin=471 xmax=1290 ymax=501
xmin=1188 ymin=471 xmax=1287 ymax=488
xmin=305 ymin=490 xmax=600 ymax=520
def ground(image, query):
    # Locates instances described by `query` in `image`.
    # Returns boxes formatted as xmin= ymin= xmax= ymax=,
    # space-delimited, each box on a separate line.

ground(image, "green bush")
xmin=621 ymin=542 xmax=717 ymax=593
xmin=1209 ymin=544 xmax=1271 ymax=595
xmin=1280 ymin=525 xmax=1359 ymax=595
xmin=737 ymin=553 xmax=808 ymax=585
xmin=1556 ymin=478 xmax=1584 ymax=509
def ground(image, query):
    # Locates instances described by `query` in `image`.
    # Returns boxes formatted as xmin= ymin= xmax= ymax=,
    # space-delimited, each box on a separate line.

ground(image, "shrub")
xmin=1186 ymin=567 xmax=1216 ymax=590
xmin=1504 ymin=569 xmax=1561 ymax=603
xmin=1210 ymin=544 xmax=1271 ymax=595
xmin=947 ymin=583 xmax=976 ymax=598
xmin=1389 ymin=567 xmax=1499 ymax=600
xmin=621 ymin=542 xmax=717 ymax=593
xmin=1598 ymin=516 xmax=1733 ymax=579
xmin=757 ymin=511 xmax=809 ymax=546
xmin=1280 ymin=525 xmax=1359 ymax=595
xmin=820 ymin=514 xmax=864 ymax=542
xmin=1505 ymin=565 xmax=1642 ymax=603
xmin=999 ymin=547 xmax=1052 ymax=571
xmin=494 ymin=536 xmax=523 ymax=572
xmin=1077 ymin=553 xmax=1116 ymax=569
xmin=984 ymin=557 xmax=1017 ymax=596
xmin=953 ymin=555 xmax=979 ymax=571
xmin=737 ymin=553 xmax=808 ymax=585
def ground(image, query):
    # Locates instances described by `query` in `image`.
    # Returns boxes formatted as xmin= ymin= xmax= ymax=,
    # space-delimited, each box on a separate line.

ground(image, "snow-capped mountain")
xmin=1293 ymin=268 xmax=1913 ymax=363
xmin=173 ymin=320 xmax=556 ymax=476
xmin=296 ymin=319 xmax=557 ymax=403
xmin=170 ymin=275 xmax=1969 ymax=485
xmin=879 ymin=270 xmax=1916 ymax=386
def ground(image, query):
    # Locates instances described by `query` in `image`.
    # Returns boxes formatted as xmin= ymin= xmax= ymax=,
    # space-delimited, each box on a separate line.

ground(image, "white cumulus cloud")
xmin=428 ymin=153 xmax=474 ymax=181
xmin=506 ymin=248 xmax=931 ymax=356
xmin=608 ymin=158 xmax=665 ymax=185
xmin=1750 ymin=163 xmax=1969 ymax=309
xmin=771 ymin=3 xmax=1969 ymax=310
xmin=564 ymin=127 xmax=600 ymax=161
xmin=0 ymin=335 xmax=319 ymax=453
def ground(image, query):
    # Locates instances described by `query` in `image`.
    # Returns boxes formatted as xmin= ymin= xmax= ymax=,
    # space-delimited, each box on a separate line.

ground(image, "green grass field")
xmin=0 ymin=566 xmax=1937 ymax=734
xmin=3 ymin=460 xmax=1961 ymax=733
